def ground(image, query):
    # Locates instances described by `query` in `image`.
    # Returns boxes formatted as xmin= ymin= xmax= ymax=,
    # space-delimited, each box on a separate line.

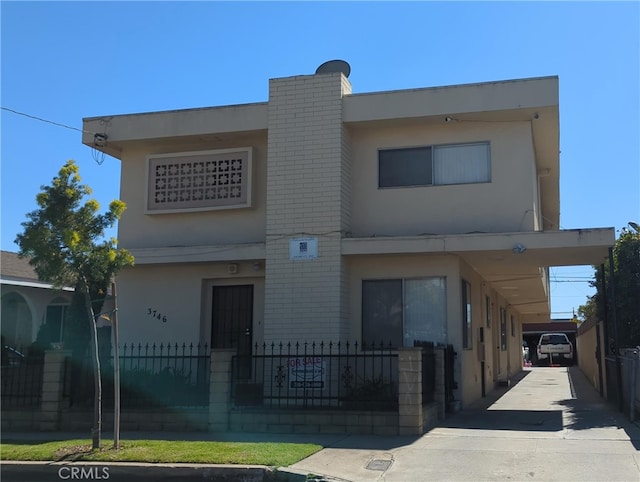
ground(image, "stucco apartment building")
xmin=83 ymin=61 xmax=614 ymax=407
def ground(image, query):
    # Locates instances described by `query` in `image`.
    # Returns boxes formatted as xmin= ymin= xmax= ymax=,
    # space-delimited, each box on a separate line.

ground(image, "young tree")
xmin=15 ymin=160 xmax=134 ymax=449
xmin=578 ymin=222 xmax=640 ymax=349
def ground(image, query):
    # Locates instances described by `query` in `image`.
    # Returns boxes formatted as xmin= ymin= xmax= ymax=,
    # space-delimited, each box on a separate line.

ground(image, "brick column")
xmin=264 ymin=72 xmax=352 ymax=342
xmin=397 ymin=347 xmax=423 ymax=435
xmin=40 ymin=350 xmax=70 ymax=431
xmin=434 ymin=346 xmax=446 ymax=420
xmin=208 ymin=349 xmax=235 ymax=432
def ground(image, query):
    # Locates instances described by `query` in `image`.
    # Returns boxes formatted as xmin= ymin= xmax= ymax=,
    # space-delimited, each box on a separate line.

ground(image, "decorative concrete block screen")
xmin=146 ymin=148 xmax=252 ymax=213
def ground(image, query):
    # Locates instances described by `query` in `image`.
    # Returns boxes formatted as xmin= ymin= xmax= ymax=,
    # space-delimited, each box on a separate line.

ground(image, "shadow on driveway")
xmin=437 ymin=408 xmax=563 ymax=432
xmin=556 ymin=367 xmax=640 ymax=449
xmin=435 ymin=366 xmax=640 ymax=449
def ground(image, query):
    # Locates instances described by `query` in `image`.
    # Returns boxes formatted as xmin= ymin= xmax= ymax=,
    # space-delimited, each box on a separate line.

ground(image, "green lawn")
xmin=0 ymin=439 xmax=323 ymax=467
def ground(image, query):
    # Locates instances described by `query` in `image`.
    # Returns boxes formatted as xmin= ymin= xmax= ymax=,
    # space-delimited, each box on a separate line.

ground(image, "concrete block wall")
xmin=60 ymin=408 xmax=208 ymax=432
xmin=229 ymin=409 xmax=399 ymax=436
xmin=398 ymin=348 xmax=423 ymax=435
xmin=1 ymin=409 xmax=39 ymax=431
xmin=2 ymin=346 xmax=447 ymax=436
xmin=422 ymin=402 xmax=440 ymax=431
xmin=264 ymin=73 xmax=352 ymax=342
xmin=2 ymin=405 xmax=209 ymax=433
xmin=40 ymin=350 xmax=68 ymax=431
xmin=208 ymin=349 xmax=235 ymax=432
xmin=210 ymin=346 xmax=446 ymax=436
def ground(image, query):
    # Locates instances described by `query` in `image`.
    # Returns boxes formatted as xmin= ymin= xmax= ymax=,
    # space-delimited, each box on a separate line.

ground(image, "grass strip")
xmin=1 ymin=439 xmax=322 ymax=467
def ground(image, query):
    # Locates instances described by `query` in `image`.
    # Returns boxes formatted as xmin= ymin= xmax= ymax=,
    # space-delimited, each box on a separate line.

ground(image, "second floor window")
xmin=378 ymin=142 xmax=490 ymax=188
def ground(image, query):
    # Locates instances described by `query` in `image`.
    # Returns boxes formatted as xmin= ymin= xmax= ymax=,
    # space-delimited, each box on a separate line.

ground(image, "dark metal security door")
xmin=211 ymin=285 xmax=253 ymax=358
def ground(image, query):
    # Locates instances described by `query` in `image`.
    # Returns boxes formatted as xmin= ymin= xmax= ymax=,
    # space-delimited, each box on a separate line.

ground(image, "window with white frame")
xmin=45 ymin=298 xmax=69 ymax=343
xmin=378 ymin=142 xmax=490 ymax=188
xmin=146 ymin=148 xmax=252 ymax=213
xmin=362 ymin=277 xmax=447 ymax=348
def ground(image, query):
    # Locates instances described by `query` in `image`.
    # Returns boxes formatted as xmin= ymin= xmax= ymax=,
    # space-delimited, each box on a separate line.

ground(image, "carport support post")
xmin=208 ymin=349 xmax=235 ymax=432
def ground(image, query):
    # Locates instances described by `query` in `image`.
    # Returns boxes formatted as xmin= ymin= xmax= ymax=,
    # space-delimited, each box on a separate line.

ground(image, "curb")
xmin=274 ymin=467 xmax=351 ymax=482
xmin=0 ymin=461 xmax=276 ymax=482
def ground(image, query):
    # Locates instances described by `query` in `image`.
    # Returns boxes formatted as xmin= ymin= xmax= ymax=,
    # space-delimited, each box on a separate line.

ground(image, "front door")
xmin=211 ymin=285 xmax=253 ymax=358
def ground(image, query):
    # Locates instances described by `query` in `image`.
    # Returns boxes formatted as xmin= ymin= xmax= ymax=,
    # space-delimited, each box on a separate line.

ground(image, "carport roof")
xmin=342 ymin=228 xmax=615 ymax=322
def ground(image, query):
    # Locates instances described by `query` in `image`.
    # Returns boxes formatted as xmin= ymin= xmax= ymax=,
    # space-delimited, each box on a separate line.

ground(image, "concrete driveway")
xmin=285 ymin=367 xmax=640 ymax=481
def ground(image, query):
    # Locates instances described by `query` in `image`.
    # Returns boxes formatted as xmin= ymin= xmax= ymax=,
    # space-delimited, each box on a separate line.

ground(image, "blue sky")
xmin=1 ymin=1 xmax=638 ymax=318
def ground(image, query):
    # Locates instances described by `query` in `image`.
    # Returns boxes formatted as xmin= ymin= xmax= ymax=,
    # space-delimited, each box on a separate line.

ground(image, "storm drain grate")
xmin=366 ymin=459 xmax=392 ymax=471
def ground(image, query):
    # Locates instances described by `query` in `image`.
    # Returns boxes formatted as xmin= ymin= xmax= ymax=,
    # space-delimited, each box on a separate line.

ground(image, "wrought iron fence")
xmin=444 ymin=344 xmax=457 ymax=409
xmin=1 ymin=345 xmax=44 ymax=408
xmin=414 ymin=340 xmax=437 ymax=404
xmin=65 ymin=342 xmax=210 ymax=409
xmin=231 ymin=341 xmax=398 ymax=411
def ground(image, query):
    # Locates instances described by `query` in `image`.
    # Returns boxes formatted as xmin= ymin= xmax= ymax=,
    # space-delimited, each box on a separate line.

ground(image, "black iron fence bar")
xmin=414 ymin=340 xmax=436 ymax=405
xmin=1 ymin=347 xmax=44 ymax=408
xmin=65 ymin=342 xmax=210 ymax=409
xmin=232 ymin=341 xmax=398 ymax=410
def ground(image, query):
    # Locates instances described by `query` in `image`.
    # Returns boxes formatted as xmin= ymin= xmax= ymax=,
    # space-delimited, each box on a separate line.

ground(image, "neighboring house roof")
xmin=0 ymin=251 xmax=73 ymax=291
xmin=1 ymin=251 xmax=38 ymax=281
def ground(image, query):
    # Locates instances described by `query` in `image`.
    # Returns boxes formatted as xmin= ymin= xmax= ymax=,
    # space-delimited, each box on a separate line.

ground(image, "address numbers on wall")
xmin=147 ymin=308 xmax=168 ymax=323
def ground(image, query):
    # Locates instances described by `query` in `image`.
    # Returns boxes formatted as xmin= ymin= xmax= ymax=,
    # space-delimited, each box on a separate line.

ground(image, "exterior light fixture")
xmin=93 ymin=133 xmax=108 ymax=147
xmin=512 ymin=244 xmax=527 ymax=254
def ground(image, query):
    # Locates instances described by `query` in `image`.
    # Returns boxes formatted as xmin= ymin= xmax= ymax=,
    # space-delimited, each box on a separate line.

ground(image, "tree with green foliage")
xmin=15 ymin=160 xmax=134 ymax=449
xmin=578 ymin=222 xmax=640 ymax=350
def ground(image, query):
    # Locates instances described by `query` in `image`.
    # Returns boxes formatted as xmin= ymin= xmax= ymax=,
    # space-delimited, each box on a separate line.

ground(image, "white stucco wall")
xmin=114 ymin=262 xmax=264 ymax=346
xmin=349 ymin=121 xmax=538 ymax=237
xmin=116 ymin=136 xmax=267 ymax=250
xmin=346 ymin=254 xmax=460 ymax=345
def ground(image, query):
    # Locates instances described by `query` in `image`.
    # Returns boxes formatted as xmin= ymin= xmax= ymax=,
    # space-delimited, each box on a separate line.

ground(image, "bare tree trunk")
xmin=82 ymin=277 xmax=101 ymax=450
xmin=111 ymin=282 xmax=120 ymax=450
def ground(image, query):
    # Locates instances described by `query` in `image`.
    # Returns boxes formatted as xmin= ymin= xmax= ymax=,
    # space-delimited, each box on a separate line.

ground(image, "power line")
xmin=1 ymin=106 xmax=96 ymax=135
xmin=550 ymin=280 xmax=593 ymax=283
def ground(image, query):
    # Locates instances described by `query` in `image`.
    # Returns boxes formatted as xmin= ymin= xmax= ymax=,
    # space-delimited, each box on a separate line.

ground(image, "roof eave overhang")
xmin=82 ymin=103 xmax=269 ymax=160
xmin=343 ymin=228 xmax=614 ymax=320
xmin=1 ymin=278 xmax=74 ymax=291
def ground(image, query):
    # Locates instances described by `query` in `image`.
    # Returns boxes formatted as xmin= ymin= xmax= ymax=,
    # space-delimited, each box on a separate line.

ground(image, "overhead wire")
xmin=1 ymin=106 xmax=98 ymax=135
xmin=2 ymin=106 xmax=111 ymax=165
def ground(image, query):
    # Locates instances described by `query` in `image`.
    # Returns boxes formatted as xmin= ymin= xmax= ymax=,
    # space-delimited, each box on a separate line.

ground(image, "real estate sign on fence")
xmin=288 ymin=356 xmax=325 ymax=389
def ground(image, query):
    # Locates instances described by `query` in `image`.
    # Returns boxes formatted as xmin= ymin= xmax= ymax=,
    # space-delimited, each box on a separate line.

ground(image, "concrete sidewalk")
xmin=2 ymin=367 xmax=639 ymax=481
xmin=284 ymin=367 xmax=640 ymax=481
